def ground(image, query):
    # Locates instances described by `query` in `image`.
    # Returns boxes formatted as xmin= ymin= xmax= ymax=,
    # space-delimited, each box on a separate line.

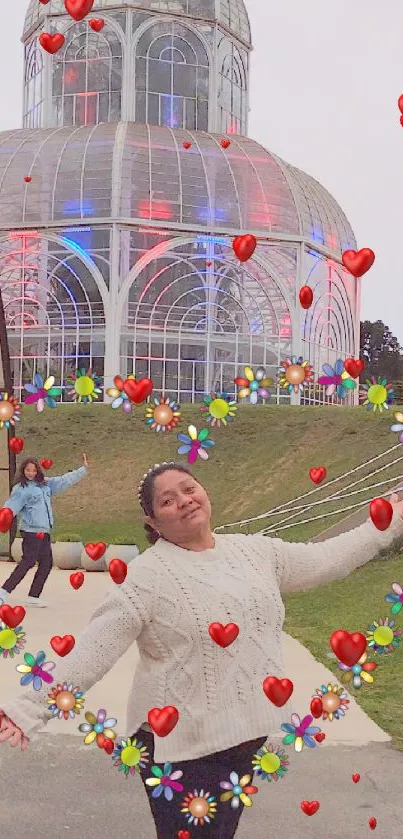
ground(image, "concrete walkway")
xmin=0 ymin=560 xmax=400 ymax=839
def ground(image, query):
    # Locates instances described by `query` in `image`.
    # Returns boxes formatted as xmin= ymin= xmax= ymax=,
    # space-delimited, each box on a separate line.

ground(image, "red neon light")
xmin=137 ymin=199 xmax=172 ymax=221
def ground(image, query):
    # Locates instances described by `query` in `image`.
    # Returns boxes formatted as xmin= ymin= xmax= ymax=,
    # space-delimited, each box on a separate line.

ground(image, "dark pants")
xmin=2 ymin=532 xmax=53 ymax=598
xmin=136 ymin=727 xmax=267 ymax=838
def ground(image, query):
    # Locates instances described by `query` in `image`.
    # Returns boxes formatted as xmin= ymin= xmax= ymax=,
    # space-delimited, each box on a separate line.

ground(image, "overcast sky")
xmin=0 ymin=0 xmax=402 ymax=342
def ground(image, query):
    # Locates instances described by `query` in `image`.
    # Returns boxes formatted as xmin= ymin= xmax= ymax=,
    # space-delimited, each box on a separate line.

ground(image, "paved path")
xmin=0 ymin=560 xmax=401 ymax=838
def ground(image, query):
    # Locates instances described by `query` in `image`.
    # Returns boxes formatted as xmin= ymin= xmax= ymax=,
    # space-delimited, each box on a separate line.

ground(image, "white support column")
xmin=289 ymin=242 xmax=305 ymax=405
xmin=103 ymin=225 xmax=120 ymax=396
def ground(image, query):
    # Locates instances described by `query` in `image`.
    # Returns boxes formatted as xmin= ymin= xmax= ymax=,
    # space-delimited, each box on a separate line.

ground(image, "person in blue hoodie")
xmin=0 ymin=453 xmax=89 ymax=608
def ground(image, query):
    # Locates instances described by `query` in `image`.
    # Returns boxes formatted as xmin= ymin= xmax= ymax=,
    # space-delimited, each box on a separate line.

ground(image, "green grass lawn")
xmin=11 ymin=401 xmax=403 ymax=745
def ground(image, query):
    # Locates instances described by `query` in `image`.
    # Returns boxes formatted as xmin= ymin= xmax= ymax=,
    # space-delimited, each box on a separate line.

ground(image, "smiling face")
xmin=145 ymin=469 xmax=212 ymax=546
xmin=24 ymin=461 xmax=38 ymax=481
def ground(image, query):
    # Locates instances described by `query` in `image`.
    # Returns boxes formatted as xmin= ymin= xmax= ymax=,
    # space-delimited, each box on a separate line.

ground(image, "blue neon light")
xmin=63 ymin=199 xmax=94 ymax=217
xmin=196 ymin=235 xmax=227 ymax=246
xmin=61 ymin=234 xmax=92 ymax=260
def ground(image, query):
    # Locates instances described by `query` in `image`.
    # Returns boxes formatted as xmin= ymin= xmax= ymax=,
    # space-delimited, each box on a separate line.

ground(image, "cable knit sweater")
xmin=2 ymin=515 xmax=403 ymax=762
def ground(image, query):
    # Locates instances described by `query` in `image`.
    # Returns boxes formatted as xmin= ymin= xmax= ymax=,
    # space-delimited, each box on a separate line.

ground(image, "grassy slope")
xmin=16 ymin=403 xmax=403 ymax=746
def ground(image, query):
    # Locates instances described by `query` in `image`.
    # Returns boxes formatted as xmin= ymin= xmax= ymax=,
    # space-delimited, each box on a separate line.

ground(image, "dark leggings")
xmin=2 ymin=532 xmax=53 ymax=598
xmin=135 ymin=727 xmax=267 ymax=838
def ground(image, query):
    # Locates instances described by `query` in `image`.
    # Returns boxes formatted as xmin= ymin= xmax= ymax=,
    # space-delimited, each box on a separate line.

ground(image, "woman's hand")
xmin=390 ymin=492 xmax=403 ymax=518
xmin=83 ymin=453 xmax=89 ymax=469
xmin=0 ymin=713 xmax=29 ymax=751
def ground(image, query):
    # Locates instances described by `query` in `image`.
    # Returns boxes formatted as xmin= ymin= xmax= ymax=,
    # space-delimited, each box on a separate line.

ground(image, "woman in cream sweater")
xmin=1 ymin=461 xmax=403 ymax=838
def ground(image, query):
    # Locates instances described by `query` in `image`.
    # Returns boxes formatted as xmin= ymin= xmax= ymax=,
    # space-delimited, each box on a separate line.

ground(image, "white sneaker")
xmin=0 ymin=587 xmax=9 ymax=605
xmin=25 ymin=596 xmax=47 ymax=608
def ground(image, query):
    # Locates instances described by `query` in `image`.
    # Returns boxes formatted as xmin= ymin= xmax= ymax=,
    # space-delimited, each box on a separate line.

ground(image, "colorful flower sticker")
xmin=278 ymin=357 xmax=314 ymax=393
xmin=181 ymin=789 xmax=218 ymax=826
xmin=0 ymin=393 xmax=21 ymax=429
xmin=0 ymin=622 xmax=25 ymax=658
xmin=281 ymin=713 xmax=321 ymax=752
xmin=106 ymin=374 xmax=135 ymax=413
xmin=66 ymin=368 xmax=103 ymax=404
xmin=385 ymin=582 xmax=403 ymax=615
xmin=112 ymin=736 xmax=149 ymax=777
xmin=219 ymin=771 xmax=258 ymax=808
xmin=16 ymin=650 xmax=55 ymax=689
xmin=338 ymin=650 xmax=377 ymax=688
xmin=390 ymin=411 xmax=403 ymax=443
xmin=177 ymin=425 xmax=215 ymax=463
xmin=311 ymin=684 xmax=350 ymax=721
xmin=78 ymin=708 xmax=117 ymax=746
xmin=47 ymin=682 xmax=85 ymax=718
xmin=145 ymin=762 xmax=184 ymax=800
xmin=145 ymin=396 xmax=182 ymax=432
xmin=317 ymin=359 xmax=357 ymax=399
xmin=234 ymin=366 xmax=273 ymax=404
xmin=359 ymin=376 xmax=395 ymax=412
xmin=251 ymin=743 xmax=290 ymax=781
xmin=366 ymin=617 xmax=402 ymax=654
xmin=24 ymin=373 xmax=62 ymax=411
xmin=201 ymin=392 xmax=237 ymax=426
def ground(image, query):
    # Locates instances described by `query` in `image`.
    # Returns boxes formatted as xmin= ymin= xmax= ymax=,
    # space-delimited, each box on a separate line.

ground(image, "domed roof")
xmin=0 ymin=122 xmax=355 ymax=254
xmin=23 ymin=0 xmax=251 ymax=45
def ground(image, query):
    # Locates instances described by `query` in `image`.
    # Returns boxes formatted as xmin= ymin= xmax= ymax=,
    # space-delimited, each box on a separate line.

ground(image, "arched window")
xmin=24 ymin=41 xmax=44 ymax=128
xmin=52 ymin=23 xmax=123 ymax=126
xmin=218 ymin=39 xmax=247 ymax=134
xmin=135 ymin=22 xmax=209 ymax=130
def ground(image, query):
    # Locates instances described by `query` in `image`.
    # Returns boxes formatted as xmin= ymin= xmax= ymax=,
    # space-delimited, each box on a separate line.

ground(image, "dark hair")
xmin=138 ymin=462 xmax=201 ymax=545
xmin=14 ymin=458 xmax=46 ymax=487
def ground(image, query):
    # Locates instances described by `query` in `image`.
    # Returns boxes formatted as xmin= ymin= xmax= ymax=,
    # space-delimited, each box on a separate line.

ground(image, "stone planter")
xmin=52 ymin=541 xmax=83 ymax=570
xmin=81 ymin=546 xmax=107 ymax=572
xmin=105 ymin=544 xmax=139 ymax=567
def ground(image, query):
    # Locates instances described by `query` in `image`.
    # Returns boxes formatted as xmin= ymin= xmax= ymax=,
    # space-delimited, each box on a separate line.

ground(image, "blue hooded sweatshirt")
xmin=3 ymin=466 xmax=88 ymax=534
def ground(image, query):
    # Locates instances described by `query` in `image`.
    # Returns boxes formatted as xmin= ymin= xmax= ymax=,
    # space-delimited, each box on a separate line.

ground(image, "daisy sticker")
xmin=311 ymin=684 xmax=349 ymax=721
xmin=67 ymin=368 xmax=103 ymax=404
xmin=251 ymin=743 xmax=290 ymax=782
xmin=366 ymin=617 xmax=402 ymax=654
xmin=200 ymin=392 xmax=237 ymax=427
xmin=181 ymin=790 xmax=217 ymax=826
xmin=0 ymin=621 xmax=25 ymax=658
xmin=0 ymin=394 xmax=21 ymax=429
xmin=145 ymin=396 xmax=181 ymax=432
xmin=145 ymin=762 xmax=184 ymax=800
xmin=278 ymin=357 xmax=314 ymax=393
xmin=177 ymin=425 xmax=215 ymax=463
xmin=359 ymin=376 xmax=395 ymax=412
xmin=47 ymin=682 xmax=85 ymax=718
xmin=16 ymin=650 xmax=55 ymax=689
xmin=23 ymin=374 xmax=62 ymax=411
xmin=234 ymin=366 xmax=273 ymax=404
xmin=112 ymin=736 xmax=149 ymax=777
xmin=219 ymin=771 xmax=258 ymax=808
xmin=281 ymin=714 xmax=321 ymax=752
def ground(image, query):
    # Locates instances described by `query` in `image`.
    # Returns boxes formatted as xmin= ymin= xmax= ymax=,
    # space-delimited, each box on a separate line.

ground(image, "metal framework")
xmin=0 ymin=1 xmax=360 ymax=405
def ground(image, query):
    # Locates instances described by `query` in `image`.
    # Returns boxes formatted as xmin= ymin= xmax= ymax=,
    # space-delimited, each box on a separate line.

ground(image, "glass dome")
xmin=22 ymin=0 xmax=251 ymax=46
xmin=0 ymin=122 xmax=355 ymax=253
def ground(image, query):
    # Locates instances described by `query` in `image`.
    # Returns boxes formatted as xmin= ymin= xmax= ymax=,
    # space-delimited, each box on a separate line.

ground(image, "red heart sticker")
xmin=352 ymin=773 xmax=360 ymax=783
xmin=398 ymin=94 xmax=403 ymax=114
xmin=178 ymin=832 xmax=191 ymax=839
xmin=89 ymin=17 xmax=104 ymax=30
xmin=39 ymin=33 xmax=65 ymax=54
xmin=309 ymin=466 xmax=327 ymax=485
xmin=0 ymin=507 xmax=14 ymax=533
xmin=85 ymin=542 xmax=107 ymax=560
xmin=50 ymin=634 xmax=75 ymax=657
xmin=40 ymin=459 xmax=53 ymax=470
xmin=369 ymin=498 xmax=393 ymax=531
xmin=220 ymin=139 xmax=230 ymax=149
xmin=344 ymin=358 xmax=364 ymax=378
xmin=9 ymin=437 xmax=24 ymax=454
xmin=148 ymin=706 xmax=179 ymax=737
xmin=300 ymin=800 xmax=320 ymax=816
xmin=314 ymin=732 xmax=325 ymax=743
xmin=400 ymin=115 xmax=403 ymax=128
xmin=342 ymin=248 xmax=375 ymax=278
xmin=103 ymin=738 xmax=114 ymax=754
xmin=36 ymin=532 xmax=45 ymax=540
xmin=208 ymin=622 xmax=239 ymax=648
xmin=310 ymin=697 xmax=323 ymax=718
xmin=0 ymin=605 xmax=26 ymax=628
xmin=369 ymin=817 xmax=377 ymax=830
xmin=262 ymin=676 xmax=294 ymax=707
xmin=299 ymin=285 xmax=313 ymax=309
xmin=70 ymin=571 xmax=84 ymax=590
xmin=232 ymin=234 xmax=257 ymax=263
xmin=65 ymin=0 xmax=95 ymax=21
xmin=109 ymin=558 xmax=127 ymax=585
xmin=182 ymin=141 xmax=192 ymax=149
xmin=24 ymin=176 xmax=32 ymax=183
xmin=330 ymin=629 xmax=367 ymax=666
xmin=206 ymin=261 xmax=212 ymax=267
xmin=123 ymin=377 xmax=153 ymax=404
